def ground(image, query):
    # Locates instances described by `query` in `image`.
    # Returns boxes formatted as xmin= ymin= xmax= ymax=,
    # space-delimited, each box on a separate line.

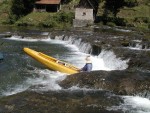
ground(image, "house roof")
xmin=76 ymin=0 xmax=98 ymax=10
xmin=35 ymin=0 xmax=61 ymax=5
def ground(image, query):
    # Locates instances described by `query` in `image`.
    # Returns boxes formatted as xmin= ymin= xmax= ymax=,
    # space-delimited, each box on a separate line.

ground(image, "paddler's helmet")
xmin=85 ymin=55 xmax=92 ymax=63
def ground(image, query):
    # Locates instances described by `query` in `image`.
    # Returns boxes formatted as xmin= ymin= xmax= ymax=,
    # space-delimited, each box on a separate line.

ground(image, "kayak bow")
xmin=23 ymin=47 xmax=80 ymax=74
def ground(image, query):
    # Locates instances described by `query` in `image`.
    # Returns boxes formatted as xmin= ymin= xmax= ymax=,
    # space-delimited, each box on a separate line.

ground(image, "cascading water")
xmin=98 ymin=50 xmax=129 ymax=70
xmin=49 ymin=34 xmax=150 ymax=113
xmin=128 ymin=40 xmax=150 ymax=50
xmin=1 ymin=30 xmax=150 ymax=113
xmin=1 ymin=34 xmax=129 ymax=96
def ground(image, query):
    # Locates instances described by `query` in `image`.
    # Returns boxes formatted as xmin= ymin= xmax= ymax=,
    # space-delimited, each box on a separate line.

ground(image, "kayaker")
xmin=81 ymin=55 xmax=92 ymax=72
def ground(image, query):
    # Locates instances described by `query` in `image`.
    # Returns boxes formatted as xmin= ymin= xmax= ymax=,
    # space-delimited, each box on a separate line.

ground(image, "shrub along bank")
xmin=97 ymin=0 xmax=150 ymax=30
xmin=15 ymin=12 xmax=74 ymax=29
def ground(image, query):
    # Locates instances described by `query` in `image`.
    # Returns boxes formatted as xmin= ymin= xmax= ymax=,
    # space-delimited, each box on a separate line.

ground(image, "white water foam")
xmin=6 ymin=35 xmax=128 ymax=71
xmin=91 ymin=56 xmax=110 ymax=70
xmin=98 ymin=50 xmax=129 ymax=70
xmin=1 ymin=35 xmax=129 ymax=96
xmin=50 ymin=38 xmax=128 ymax=71
xmin=2 ymin=84 xmax=29 ymax=96
xmin=2 ymin=33 xmax=148 ymax=113
xmin=125 ymin=40 xmax=150 ymax=51
xmin=2 ymin=68 xmax=65 ymax=96
xmin=3 ymin=35 xmax=51 ymax=42
xmin=26 ymin=68 xmax=65 ymax=91
xmin=114 ymin=28 xmax=132 ymax=32
xmin=127 ymin=45 xmax=150 ymax=51
xmin=107 ymin=96 xmax=150 ymax=113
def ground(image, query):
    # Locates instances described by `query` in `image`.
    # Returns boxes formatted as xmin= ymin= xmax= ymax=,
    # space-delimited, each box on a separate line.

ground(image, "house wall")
xmin=34 ymin=4 xmax=60 ymax=12
xmin=75 ymin=8 xmax=94 ymax=21
xmin=73 ymin=19 xmax=93 ymax=27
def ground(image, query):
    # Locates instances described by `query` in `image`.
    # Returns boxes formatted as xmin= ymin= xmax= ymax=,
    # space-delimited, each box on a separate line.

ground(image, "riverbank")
xmin=0 ymin=0 xmax=149 ymax=30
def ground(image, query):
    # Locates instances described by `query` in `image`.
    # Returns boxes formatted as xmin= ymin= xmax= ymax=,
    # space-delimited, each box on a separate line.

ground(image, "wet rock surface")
xmin=59 ymin=70 xmax=150 ymax=95
xmin=112 ymin=48 xmax=150 ymax=71
xmin=0 ymin=90 xmax=123 ymax=113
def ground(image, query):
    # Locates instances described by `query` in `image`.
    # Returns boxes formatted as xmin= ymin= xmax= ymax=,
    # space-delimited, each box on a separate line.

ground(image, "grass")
xmin=0 ymin=1 xmax=11 ymax=24
xmin=118 ymin=5 xmax=150 ymax=18
xmin=15 ymin=11 xmax=75 ymax=29
xmin=15 ymin=12 xmax=51 ymax=26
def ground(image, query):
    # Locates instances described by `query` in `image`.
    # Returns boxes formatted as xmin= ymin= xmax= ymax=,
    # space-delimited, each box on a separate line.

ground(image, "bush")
xmin=107 ymin=22 xmax=116 ymax=27
xmin=39 ymin=19 xmax=58 ymax=28
xmin=101 ymin=16 xmax=126 ymax=26
xmin=148 ymin=24 xmax=150 ymax=29
xmin=10 ymin=0 xmax=35 ymax=20
xmin=124 ymin=0 xmax=138 ymax=7
xmin=39 ymin=12 xmax=74 ymax=28
xmin=6 ymin=13 xmax=18 ymax=24
xmin=134 ymin=17 xmax=150 ymax=23
xmin=54 ymin=12 xmax=74 ymax=23
xmin=114 ymin=17 xmax=126 ymax=26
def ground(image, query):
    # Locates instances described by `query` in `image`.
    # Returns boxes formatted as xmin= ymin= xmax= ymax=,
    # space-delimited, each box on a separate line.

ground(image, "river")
xmin=0 ymin=26 xmax=150 ymax=113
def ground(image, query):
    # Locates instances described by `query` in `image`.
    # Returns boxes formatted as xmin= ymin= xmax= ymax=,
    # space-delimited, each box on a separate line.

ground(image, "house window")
xmin=82 ymin=12 xmax=86 ymax=16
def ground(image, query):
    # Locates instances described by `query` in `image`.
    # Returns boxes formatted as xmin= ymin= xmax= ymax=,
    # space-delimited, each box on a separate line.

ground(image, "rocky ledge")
xmin=59 ymin=70 xmax=150 ymax=96
xmin=0 ymin=90 xmax=123 ymax=113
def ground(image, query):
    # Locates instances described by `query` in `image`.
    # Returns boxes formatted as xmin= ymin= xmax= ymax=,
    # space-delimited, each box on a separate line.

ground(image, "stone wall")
xmin=75 ymin=8 xmax=94 ymax=21
xmin=73 ymin=8 xmax=94 ymax=27
xmin=73 ymin=19 xmax=93 ymax=27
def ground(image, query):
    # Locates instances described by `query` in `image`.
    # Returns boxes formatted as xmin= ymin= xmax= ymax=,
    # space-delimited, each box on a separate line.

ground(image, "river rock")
xmin=112 ymin=48 xmax=150 ymax=71
xmin=0 ymin=90 xmax=123 ymax=113
xmin=59 ymin=70 xmax=150 ymax=96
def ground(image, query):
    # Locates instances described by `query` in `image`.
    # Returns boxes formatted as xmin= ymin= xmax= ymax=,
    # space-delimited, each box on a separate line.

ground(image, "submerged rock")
xmin=0 ymin=90 xmax=123 ymax=113
xmin=59 ymin=70 xmax=150 ymax=96
xmin=0 ymin=52 xmax=3 ymax=61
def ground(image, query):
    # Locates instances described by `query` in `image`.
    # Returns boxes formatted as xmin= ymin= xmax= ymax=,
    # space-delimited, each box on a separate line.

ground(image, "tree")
xmin=104 ymin=0 xmax=124 ymax=16
xmin=10 ymin=0 xmax=35 ymax=19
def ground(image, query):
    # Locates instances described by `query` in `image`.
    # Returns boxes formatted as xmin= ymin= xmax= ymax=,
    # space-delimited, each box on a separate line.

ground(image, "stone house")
xmin=73 ymin=0 xmax=99 ymax=27
xmin=34 ymin=0 xmax=61 ymax=12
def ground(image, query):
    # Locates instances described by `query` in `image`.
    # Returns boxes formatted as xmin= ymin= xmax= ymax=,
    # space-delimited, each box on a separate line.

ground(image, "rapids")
xmin=0 ymin=26 xmax=150 ymax=113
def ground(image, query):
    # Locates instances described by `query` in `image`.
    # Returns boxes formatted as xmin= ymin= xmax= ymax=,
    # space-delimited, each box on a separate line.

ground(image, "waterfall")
xmin=52 ymin=34 xmax=129 ymax=70
xmin=54 ymin=35 xmax=92 ymax=54
xmin=129 ymin=40 xmax=150 ymax=50
xmin=98 ymin=50 xmax=129 ymax=70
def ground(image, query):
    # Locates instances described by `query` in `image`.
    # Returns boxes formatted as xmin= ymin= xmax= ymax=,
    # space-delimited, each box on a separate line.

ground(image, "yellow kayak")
xmin=23 ymin=48 xmax=80 ymax=74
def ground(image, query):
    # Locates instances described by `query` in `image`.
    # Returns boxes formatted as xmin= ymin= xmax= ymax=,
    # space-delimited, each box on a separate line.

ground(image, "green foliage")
xmin=124 ymin=0 xmax=138 ymax=7
xmin=39 ymin=19 xmax=58 ymax=28
xmin=106 ymin=22 xmax=116 ymax=27
xmin=104 ymin=0 xmax=138 ymax=16
xmin=14 ymin=11 xmax=74 ymax=28
xmin=104 ymin=0 xmax=125 ymax=16
xmin=0 ymin=0 xmax=149 ymax=30
xmin=0 ymin=0 xmax=11 ymax=13
xmin=10 ymin=0 xmax=35 ymax=20
xmin=4 ymin=13 xmax=17 ymax=24
xmin=0 ymin=0 xmax=11 ymax=24
xmin=15 ymin=12 xmax=50 ymax=26
xmin=148 ymin=24 xmax=150 ymax=29
xmin=134 ymin=17 xmax=150 ymax=23
xmin=54 ymin=12 xmax=74 ymax=23
xmin=102 ymin=16 xmax=126 ymax=26
xmin=40 ymin=12 xmax=74 ymax=28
